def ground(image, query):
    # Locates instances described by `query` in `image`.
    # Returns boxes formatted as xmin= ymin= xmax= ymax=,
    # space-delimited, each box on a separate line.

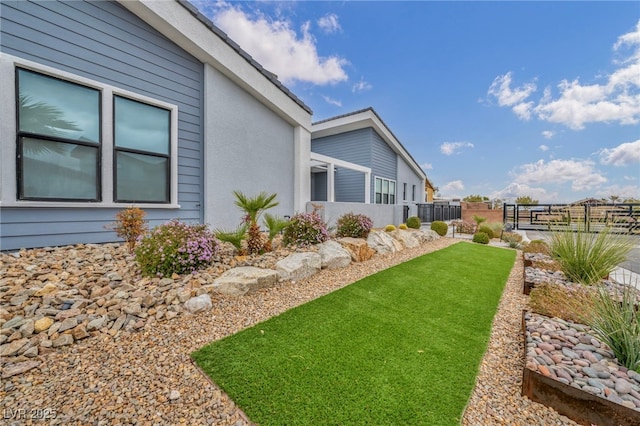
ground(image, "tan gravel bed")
xmin=1 ymin=238 xmax=575 ymax=425
xmin=462 ymin=248 xmax=578 ymax=425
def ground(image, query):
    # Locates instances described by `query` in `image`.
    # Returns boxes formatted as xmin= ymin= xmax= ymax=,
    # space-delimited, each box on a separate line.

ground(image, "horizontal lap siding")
xmin=311 ymin=129 xmax=371 ymax=203
xmin=0 ymin=0 xmax=204 ymax=250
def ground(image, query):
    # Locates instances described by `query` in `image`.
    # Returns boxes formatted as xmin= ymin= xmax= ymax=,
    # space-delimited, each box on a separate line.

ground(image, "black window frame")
xmin=412 ymin=184 xmax=416 ymax=202
xmin=15 ymin=67 xmax=102 ymax=202
xmin=112 ymin=95 xmax=171 ymax=204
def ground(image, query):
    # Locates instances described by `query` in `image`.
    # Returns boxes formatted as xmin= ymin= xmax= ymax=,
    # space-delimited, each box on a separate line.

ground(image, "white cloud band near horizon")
xmin=440 ymin=141 xmax=474 ymax=155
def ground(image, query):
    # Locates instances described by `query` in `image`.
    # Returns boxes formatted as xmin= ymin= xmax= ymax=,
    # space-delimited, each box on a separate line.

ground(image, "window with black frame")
xmin=113 ymin=95 xmax=170 ymax=203
xmin=16 ymin=68 xmax=101 ymax=201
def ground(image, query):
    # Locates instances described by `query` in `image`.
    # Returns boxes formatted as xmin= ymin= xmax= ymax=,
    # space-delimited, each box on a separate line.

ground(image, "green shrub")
xmin=472 ymin=232 xmax=490 ymax=244
xmin=488 ymin=222 xmax=504 ymax=236
xmin=136 ymin=220 xmax=219 ymax=277
xmin=398 ymin=224 xmax=408 ymax=230
xmin=430 ymin=221 xmax=448 ymax=236
xmin=477 ymin=225 xmax=494 ymax=239
xmin=588 ymin=285 xmax=640 ymax=372
xmin=336 ymin=212 xmax=373 ymax=238
xmin=214 ymin=224 xmax=248 ymax=254
xmin=549 ymin=227 xmax=634 ymax=285
xmin=282 ymin=213 xmax=329 ymax=247
xmin=406 ymin=216 xmax=421 ymax=229
xmin=384 ymin=224 xmax=396 ymax=232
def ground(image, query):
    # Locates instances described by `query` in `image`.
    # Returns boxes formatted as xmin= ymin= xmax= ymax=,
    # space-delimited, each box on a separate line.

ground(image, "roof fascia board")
xmin=118 ymin=0 xmax=311 ymax=130
xmin=312 ymin=110 xmax=426 ymax=179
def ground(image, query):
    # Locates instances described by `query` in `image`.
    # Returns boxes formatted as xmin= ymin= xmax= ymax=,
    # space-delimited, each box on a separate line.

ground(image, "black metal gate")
xmin=416 ymin=202 xmax=461 ymax=223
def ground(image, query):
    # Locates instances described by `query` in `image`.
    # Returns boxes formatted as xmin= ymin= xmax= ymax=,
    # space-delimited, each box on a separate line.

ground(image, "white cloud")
xmin=491 ymin=182 xmax=557 ymax=204
xmin=513 ymin=158 xmax=607 ymax=191
xmin=352 ymin=77 xmax=372 ymax=93
xmin=441 ymin=180 xmax=464 ymax=192
xmin=321 ymin=95 xmax=342 ymax=107
xmin=595 ymin=184 xmax=640 ymax=200
xmin=542 ymin=130 xmax=555 ymax=139
xmin=487 ymin=72 xmax=537 ymax=119
xmin=421 ymin=162 xmax=433 ymax=170
xmin=539 ymin=144 xmax=549 ymax=152
xmin=211 ymin=3 xmax=348 ymax=85
xmin=488 ymin=20 xmax=640 ymax=129
xmin=317 ymin=13 xmax=341 ymax=34
xmin=440 ymin=141 xmax=474 ymax=155
xmin=599 ymin=139 xmax=640 ymax=166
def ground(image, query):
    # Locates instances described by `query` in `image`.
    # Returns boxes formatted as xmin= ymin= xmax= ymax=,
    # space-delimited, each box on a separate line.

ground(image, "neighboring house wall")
xmin=311 ymin=128 xmax=399 ymax=204
xmin=311 ymin=128 xmax=370 ymax=203
xmin=0 ymin=0 xmax=204 ymax=250
xmin=204 ymin=65 xmax=297 ymax=228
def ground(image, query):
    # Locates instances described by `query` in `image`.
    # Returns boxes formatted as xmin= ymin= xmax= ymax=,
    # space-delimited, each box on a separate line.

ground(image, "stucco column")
xmin=294 ymin=126 xmax=311 ymax=213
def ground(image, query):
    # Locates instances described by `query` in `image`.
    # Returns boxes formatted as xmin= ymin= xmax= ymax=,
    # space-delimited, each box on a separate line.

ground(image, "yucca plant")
xmin=214 ymin=224 xmax=249 ymax=255
xmin=549 ymin=227 xmax=634 ymax=285
xmin=587 ymin=284 xmax=640 ymax=372
xmin=262 ymin=213 xmax=290 ymax=252
xmin=233 ymin=191 xmax=279 ymax=255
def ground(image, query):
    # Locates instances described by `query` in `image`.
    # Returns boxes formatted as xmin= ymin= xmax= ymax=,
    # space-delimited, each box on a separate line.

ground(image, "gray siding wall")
xmin=0 ymin=0 xmax=204 ymax=250
xmin=204 ymin=65 xmax=296 ymax=229
xmin=311 ymin=128 xmax=371 ymax=203
xmin=397 ymin=157 xmax=424 ymax=204
xmin=311 ymin=172 xmax=328 ymax=202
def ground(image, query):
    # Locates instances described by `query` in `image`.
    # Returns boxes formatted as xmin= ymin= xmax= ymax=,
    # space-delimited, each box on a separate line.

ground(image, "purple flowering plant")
xmin=282 ymin=212 xmax=329 ymax=247
xmin=135 ymin=219 xmax=219 ymax=277
xmin=336 ymin=212 xmax=373 ymax=238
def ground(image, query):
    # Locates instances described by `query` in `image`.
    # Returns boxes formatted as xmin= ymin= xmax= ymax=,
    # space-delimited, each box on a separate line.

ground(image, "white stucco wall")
xmin=204 ymin=65 xmax=309 ymax=229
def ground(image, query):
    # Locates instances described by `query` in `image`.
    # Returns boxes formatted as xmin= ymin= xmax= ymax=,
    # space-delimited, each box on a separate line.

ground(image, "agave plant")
xmin=233 ymin=191 xmax=279 ymax=254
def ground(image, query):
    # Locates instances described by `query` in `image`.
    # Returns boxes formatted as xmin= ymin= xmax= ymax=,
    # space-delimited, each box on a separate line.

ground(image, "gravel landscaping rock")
xmin=0 ymin=235 xmax=587 ymax=425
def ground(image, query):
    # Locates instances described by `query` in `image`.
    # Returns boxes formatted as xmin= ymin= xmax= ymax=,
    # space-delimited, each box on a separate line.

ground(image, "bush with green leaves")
xmin=384 ymin=224 xmax=396 ymax=232
xmin=336 ymin=212 xmax=373 ymax=238
xmin=472 ymin=232 xmax=490 ymax=244
xmin=214 ymin=224 xmax=248 ymax=254
xmin=406 ymin=216 xmax=421 ymax=229
xmin=135 ymin=220 xmax=219 ymax=277
xmin=477 ymin=225 xmax=494 ymax=239
xmin=588 ymin=285 xmax=640 ymax=372
xmin=430 ymin=221 xmax=448 ymax=236
xmin=282 ymin=212 xmax=329 ymax=247
xmin=549 ymin=227 xmax=634 ymax=285
xmin=398 ymin=224 xmax=408 ymax=230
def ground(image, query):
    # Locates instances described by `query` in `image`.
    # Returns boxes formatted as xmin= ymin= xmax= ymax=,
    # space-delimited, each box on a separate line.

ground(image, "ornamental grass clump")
xmin=549 ymin=227 xmax=634 ymax=285
xmin=282 ymin=212 xmax=329 ymax=247
xmin=336 ymin=212 xmax=373 ymax=238
xmin=135 ymin=220 xmax=218 ymax=277
xmin=588 ymin=285 xmax=640 ymax=372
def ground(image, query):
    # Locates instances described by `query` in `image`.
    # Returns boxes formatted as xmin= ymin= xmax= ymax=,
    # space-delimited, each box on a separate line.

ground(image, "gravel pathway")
xmin=1 ymin=238 xmax=579 ymax=425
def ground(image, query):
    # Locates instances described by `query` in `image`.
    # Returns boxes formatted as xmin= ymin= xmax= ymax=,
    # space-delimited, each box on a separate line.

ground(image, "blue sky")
xmin=191 ymin=1 xmax=640 ymax=203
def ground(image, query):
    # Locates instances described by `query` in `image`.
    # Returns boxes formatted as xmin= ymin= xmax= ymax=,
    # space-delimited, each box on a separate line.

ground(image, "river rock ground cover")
xmin=1 ymin=237 xmax=581 ymax=425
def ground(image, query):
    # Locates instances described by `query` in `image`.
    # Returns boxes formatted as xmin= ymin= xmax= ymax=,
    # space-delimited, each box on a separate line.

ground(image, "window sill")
xmin=0 ymin=201 xmax=181 ymax=209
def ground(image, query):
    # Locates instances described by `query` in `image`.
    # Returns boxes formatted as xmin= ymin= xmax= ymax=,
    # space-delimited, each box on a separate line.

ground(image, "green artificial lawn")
xmin=192 ymin=242 xmax=516 ymax=425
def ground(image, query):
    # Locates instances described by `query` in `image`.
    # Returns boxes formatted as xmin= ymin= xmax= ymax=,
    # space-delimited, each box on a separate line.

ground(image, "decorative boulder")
xmin=410 ymin=229 xmax=440 ymax=243
xmin=338 ymin=237 xmax=376 ymax=262
xmin=211 ymin=267 xmax=279 ymax=296
xmin=317 ymin=240 xmax=352 ymax=269
xmin=184 ymin=294 xmax=212 ymax=313
xmin=276 ymin=252 xmax=322 ymax=281
xmin=366 ymin=230 xmax=403 ymax=254
xmin=390 ymin=229 xmax=420 ymax=248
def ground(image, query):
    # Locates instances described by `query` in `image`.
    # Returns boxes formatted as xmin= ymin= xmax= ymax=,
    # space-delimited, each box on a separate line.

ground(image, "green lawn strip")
xmin=192 ymin=242 xmax=516 ymax=425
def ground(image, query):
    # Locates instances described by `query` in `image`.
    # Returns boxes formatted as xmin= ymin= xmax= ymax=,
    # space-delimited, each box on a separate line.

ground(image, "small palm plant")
xmin=233 ymin=191 xmax=279 ymax=255
xmin=262 ymin=213 xmax=290 ymax=252
xmin=214 ymin=224 xmax=249 ymax=255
